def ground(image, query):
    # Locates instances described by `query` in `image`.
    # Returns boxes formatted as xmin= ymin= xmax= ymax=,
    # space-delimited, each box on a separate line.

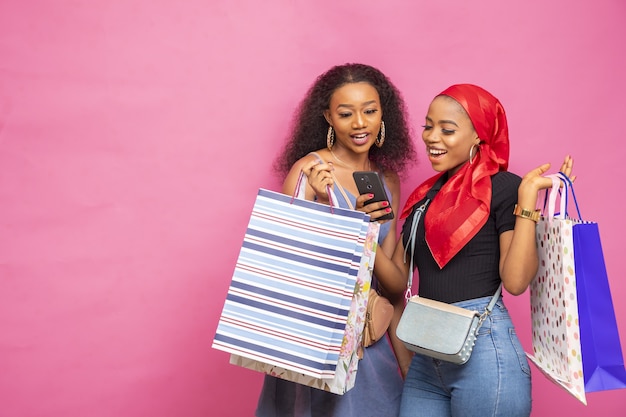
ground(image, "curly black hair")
xmin=274 ymin=63 xmax=416 ymax=177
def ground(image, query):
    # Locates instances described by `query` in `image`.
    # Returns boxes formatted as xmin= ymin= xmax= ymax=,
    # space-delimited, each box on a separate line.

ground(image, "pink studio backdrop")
xmin=1 ymin=1 xmax=624 ymax=416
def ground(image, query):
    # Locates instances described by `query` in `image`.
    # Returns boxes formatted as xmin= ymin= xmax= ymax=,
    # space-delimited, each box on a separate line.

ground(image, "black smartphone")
xmin=352 ymin=171 xmax=394 ymax=220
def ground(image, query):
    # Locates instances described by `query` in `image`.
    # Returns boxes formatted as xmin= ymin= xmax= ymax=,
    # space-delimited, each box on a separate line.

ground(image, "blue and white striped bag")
xmin=213 ymin=180 xmax=375 ymax=380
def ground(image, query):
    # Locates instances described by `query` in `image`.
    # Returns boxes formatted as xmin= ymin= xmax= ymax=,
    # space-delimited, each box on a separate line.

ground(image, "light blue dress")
xmin=255 ymin=181 xmax=403 ymax=417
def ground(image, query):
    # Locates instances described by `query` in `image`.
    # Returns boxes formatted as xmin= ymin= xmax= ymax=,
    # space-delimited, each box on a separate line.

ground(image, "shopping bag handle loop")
xmin=540 ymin=178 xmax=563 ymax=216
xmin=546 ymin=175 xmax=565 ymax=219
xmin=291 ymin=170 xmax=338 ymax=213
xmin=543 ymin=173 xmax=582 ymax=220
xmin=557 ymin=172 xmax=582 ymax=219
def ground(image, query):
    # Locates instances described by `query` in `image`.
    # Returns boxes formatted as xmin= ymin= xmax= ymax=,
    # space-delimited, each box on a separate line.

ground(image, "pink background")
xmin=1 ymin=1 xmax=624 ymax=416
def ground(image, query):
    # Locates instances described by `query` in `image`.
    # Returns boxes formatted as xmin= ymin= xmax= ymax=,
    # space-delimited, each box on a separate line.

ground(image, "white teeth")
xmin=429 ymin=149 xmax=446 ymax=155
xmin=354 ymin=134 xmax=367 ymax=138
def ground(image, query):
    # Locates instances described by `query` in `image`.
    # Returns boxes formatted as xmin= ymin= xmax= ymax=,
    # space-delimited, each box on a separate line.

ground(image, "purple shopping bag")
xmin=573 ymin=206 xmax=626 ymax=393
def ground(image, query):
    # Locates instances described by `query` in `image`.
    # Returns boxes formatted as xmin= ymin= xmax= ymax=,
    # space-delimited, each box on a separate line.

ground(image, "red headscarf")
xmin=400 ymin=84 xmax=510 ymax=268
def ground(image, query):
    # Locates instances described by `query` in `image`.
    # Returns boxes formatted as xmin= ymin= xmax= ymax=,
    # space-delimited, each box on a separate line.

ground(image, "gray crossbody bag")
xmin=396 ymin=199 xmax=502 ymax=365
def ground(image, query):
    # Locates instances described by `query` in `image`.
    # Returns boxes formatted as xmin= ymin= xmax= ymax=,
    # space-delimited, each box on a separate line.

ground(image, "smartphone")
xmin=353 ymin=171 xmax=394 ymax=220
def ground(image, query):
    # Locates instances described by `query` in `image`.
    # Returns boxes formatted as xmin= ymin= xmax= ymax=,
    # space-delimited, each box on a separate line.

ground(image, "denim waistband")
xmin=451 ymin=294 xmax=505 ymax=314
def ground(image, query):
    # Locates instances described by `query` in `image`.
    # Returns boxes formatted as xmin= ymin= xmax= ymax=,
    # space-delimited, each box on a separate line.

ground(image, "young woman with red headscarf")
xmin=367 ymin=84 xmax=574 ymax=416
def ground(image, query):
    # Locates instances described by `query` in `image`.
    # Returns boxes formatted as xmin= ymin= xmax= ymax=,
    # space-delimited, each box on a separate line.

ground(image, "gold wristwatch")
xmin=513 ymin=204 xmax=541 ymax=223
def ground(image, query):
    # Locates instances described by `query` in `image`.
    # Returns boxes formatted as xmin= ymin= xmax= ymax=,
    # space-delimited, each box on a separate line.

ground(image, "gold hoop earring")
xmin=327 ymin=126 xmax=335 ymax=150
xmin=469 ymin=143 xmax=480 ymax=165
xmin=375 ymin=121 xmax=385 ymax=148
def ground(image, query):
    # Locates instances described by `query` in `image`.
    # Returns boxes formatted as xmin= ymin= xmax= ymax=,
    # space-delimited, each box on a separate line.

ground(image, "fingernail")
xmin=368 ymin=193 xmax=374 ymax=198
xmin=385 ymin=208 xmax=392 ymax=213
xmin=382 ymin=201 xmax=389 ymax=207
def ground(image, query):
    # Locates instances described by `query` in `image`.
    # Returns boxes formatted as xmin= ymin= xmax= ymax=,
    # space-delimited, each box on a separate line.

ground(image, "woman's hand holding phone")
xmin=353 ymin=171 xmax=394 ymax=221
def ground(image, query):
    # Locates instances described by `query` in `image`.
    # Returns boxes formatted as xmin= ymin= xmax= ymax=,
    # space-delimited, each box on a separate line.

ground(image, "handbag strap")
xmin=403 ymin=199 xmax=430 ymax=301
xmin=480 ymin=284 xmax=502 ymax=323
xmin=403 ymin=197 xmax=502 ymax=319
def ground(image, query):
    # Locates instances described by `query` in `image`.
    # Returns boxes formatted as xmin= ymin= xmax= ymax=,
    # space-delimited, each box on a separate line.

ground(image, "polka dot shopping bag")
xmin=527 ymin=173 xmax=626 ymax=404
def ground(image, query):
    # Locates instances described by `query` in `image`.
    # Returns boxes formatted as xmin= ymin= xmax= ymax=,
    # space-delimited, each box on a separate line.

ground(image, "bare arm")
xmin=353 ymin=171 xmax=407 ymax=297
xmin=377 ymin=171 xmax=401 ymax=258
xmin=372 ymin=232 xmax=412 ymax=300
xmin=499 ymin=156 xmax=574 ymax=295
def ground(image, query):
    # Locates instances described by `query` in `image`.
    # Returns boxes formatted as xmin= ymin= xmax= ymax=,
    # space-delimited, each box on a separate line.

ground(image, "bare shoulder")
xmin=287 ymin=152 xmax=324 ymax=175
xmin=281 ymin=151 xmax=326 ymax=195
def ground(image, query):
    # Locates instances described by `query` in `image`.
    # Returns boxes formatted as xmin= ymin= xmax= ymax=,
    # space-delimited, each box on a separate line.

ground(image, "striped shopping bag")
xmin=212 ymin=185 xmax=375 ymax=380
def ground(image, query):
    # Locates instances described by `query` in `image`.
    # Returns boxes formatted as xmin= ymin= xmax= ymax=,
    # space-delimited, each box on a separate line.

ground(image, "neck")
xmin=330 ymin=148 xmax=371 ymax=171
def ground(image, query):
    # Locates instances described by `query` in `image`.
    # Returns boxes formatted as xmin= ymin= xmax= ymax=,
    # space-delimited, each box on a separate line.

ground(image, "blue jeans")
xmin=399 ymin=296 xmax=532 ymax=417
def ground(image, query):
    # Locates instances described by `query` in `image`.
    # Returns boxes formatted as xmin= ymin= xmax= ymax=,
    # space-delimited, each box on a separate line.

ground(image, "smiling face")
xmin=422 ymin=95 xmax=480 ymax=175
xmin=324 ymin=82 xmax=382 ymax=157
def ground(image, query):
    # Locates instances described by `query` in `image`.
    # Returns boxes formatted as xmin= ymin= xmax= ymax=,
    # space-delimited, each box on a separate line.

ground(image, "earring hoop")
xmin=375 ymin=121 xmax=385 ymax=148
xmin=469 ymin=143 xmax=480 ymax=165
xmin=327 ymin=126 xmax=335 ymax=150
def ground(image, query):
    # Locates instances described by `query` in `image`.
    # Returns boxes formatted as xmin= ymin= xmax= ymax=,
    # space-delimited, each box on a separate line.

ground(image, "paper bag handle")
xmin=557 ymin=171 xmax=582 ymax=219
xmin=545 ymin=174 xmax=565 ymax=219
xmin=291 ymin=169 xmax=339 ymax=211
xmin=544 ymin=173 xmax=582 ymax=220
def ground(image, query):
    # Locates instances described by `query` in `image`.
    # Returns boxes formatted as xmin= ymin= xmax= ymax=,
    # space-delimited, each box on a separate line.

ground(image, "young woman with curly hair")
xmin=256 ymin=63 xmax=417 ymax=417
